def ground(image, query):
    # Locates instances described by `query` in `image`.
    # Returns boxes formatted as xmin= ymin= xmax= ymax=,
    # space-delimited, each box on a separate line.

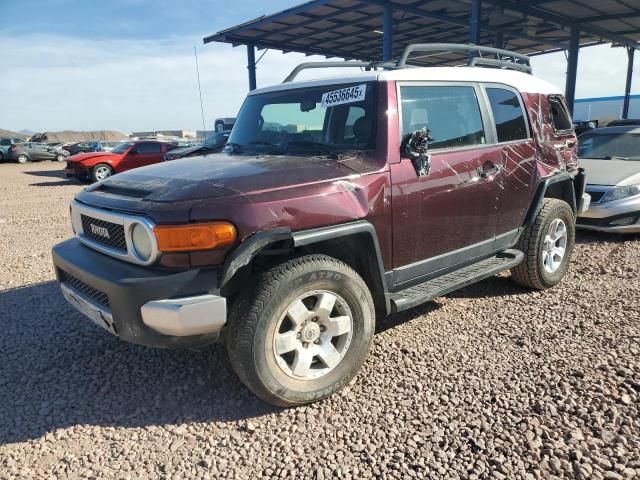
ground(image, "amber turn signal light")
xmin=153 ymin=222 xmax=237 ymax=252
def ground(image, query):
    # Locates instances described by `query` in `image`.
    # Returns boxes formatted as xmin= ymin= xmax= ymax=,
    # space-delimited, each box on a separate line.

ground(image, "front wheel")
xmin=91 ymin=163 xmax=113 ymax=182
xmin=511 ymin=198 xmax=575 ymax=290
xmin=226 ymin=255 xmax=375 ymax=407
xmin=16 ymin=154 xmax=28 ymax=164
xmin=56 ymin=154 xmax=65 ymax=162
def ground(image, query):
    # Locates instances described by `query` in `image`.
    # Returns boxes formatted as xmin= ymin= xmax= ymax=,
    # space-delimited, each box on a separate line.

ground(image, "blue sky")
xmin=0 ymin=0 xmax=638 ymax=133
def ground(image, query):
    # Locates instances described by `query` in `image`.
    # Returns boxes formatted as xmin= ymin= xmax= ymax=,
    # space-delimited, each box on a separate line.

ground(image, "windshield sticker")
xmin=321 ymin=84 xmax=366 ymax=108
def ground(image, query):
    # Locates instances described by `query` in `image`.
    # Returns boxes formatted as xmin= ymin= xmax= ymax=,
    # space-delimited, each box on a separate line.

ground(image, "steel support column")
xmin=247 ymin=44 xmax=257 ymax=91
xmin=565 ymin=26 xmax=580 ymax=116
xmin=383 ymin=2 xmax=394 ymax=61
xmin=470 ymin=0 xmax=481 ymax=45
xmin=622 ymin=47 xmax=635 ymax=119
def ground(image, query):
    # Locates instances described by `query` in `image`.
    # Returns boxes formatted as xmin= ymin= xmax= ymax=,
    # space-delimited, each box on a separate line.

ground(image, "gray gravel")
xmin=1 ymin=161 xmax=639 ymax=479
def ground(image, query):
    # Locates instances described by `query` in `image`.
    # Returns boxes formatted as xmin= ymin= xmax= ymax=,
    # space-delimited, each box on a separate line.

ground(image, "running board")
xmin=390 ymin=249 xmax=524 ymax=313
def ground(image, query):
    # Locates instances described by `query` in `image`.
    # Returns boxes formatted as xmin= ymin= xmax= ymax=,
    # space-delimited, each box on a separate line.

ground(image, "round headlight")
xmin=131 ymin=223 xmax=153 ymax=261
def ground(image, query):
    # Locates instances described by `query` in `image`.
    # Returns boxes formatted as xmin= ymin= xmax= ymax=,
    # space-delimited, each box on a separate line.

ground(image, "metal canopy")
xmin=205 ymin=0 xmax=640 ymax=63
xmin=204 ymin=0 xmax=640 ymax=118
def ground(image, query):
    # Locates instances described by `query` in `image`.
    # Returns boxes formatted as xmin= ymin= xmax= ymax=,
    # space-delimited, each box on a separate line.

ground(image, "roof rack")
xmin=283 ymin=61 xmax=379 ymax=83
xmin=396 ymin=43 xmax=532 ymax=73
xmin=282 ymin=43 xmax=532 ymax=83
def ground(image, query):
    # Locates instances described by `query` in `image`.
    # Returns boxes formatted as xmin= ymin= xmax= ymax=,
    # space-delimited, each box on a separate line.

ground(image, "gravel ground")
xmin=1 ymin=162 xmax=639 ymax=480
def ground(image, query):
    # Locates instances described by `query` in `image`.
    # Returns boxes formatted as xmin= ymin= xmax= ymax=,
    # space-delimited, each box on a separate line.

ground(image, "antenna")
xmin=193 ymin=46 xmax=207 ymax=141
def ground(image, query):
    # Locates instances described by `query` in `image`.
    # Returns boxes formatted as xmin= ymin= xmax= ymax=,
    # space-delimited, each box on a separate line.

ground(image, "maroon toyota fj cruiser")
xmin=52 ymin=45 xmax=588 ymax=406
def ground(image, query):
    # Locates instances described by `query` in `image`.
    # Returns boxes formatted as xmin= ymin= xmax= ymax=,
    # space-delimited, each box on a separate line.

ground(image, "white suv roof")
xmin=251 ymin=66 xmax=562 ymax=96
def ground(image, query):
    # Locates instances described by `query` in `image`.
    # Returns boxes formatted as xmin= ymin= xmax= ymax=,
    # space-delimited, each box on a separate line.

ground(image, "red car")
xmin=65 ymin=140 xmax=176 ymax=182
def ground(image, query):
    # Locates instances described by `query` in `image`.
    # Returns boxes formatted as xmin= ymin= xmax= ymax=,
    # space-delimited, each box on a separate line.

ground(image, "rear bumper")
xmin=52 ymin=238 xmax=226 ymax=348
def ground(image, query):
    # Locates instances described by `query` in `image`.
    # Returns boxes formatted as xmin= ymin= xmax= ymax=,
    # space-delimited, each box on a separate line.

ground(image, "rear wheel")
xmin=511 ymin=198 xmax=575 ymax=289
xmin=91 ymin=164 xmax=113 ymax=182
xmin=56 ymin=154 xmax=65 ymax=162
xmin=16 ymin=154 xmax=28 ymax=164
xmin=226 ymin=255 xmax=375 ymax=407
xmin=0 ymin=152 xmax=4 ymax=163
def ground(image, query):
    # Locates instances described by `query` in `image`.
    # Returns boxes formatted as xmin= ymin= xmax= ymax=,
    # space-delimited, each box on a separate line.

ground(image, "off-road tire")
xmin=511 ymin=198 xmax=575 ymax=290
xmin=17 ymin=154 xmax=28 ymax=164
xmin=226 ymin=254 xmax=375 ymax=407
xmin=91 ymin=164 xmax=113 ymax=183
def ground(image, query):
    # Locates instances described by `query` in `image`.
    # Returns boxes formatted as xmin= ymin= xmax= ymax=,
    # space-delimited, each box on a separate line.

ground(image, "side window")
xmin=136 ymin=142 xmax=162 ymax=154
xmin=400 ymin=85 xmax=485 ymax=150
xmin=486 ymin=88 xmax=529 ymax=142
xmin=549 ymin=96 xmax=573 ymax=131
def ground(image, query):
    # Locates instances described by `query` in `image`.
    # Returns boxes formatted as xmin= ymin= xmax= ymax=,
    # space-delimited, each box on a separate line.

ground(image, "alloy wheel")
xmin=94 ymin=166 xmax=112 ymax=181
xmin=273 ymin=290 xmax=353 ymax=380
xmin=542 ymin=218 xmax=567 ymax=273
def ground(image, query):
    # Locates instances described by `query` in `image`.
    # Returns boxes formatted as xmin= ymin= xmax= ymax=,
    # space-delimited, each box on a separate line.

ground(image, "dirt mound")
xmin=0 ymin=129 xmax=26 ymax=139
xmin=29 ymin=130 xmax=129 ymax=143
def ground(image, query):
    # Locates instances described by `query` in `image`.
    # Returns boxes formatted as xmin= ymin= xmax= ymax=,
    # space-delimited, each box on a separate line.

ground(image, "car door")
xmin=119 ymin=142 xmax=163 ymax=172
xmin=483 ymin=85 xmax=538 ymax=245
xmin=24 ymin=143 xmax=43 ymax=160
xmin=37 ymin=143 xmax=55 ymax=160
xmin=390 ymin=83 xmax=502 ymax=285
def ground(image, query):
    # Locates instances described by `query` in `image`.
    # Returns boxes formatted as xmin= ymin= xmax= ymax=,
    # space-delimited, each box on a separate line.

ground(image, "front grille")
xmin=81 ymin=214 xmax=127 ymax=251
xmin=586 ymin=190 xmax=606 ymax=203
xmin=59 ymin=270 xmax=110 ymax=309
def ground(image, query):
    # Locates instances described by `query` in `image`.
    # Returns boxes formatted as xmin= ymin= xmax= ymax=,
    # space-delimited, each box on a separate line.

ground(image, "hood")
xmin=165 ymin=144 xmax=215 ymax=159
xmin=75 ymin=152 xmax=369 ymax=224
xmin=68 ymin=151 xmax=120 ymax=163
xmin=580 ymin=158 xmax=640 ymax=186
xmin=85 ymin=153 xmax=361 ymax=203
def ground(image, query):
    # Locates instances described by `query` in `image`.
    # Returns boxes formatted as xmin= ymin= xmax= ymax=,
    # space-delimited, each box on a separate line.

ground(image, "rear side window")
xmin=400 ymin=85 xmax=485 ymax=150
xmin=136 ymin=142 xmax=162 ymax=154
xmin=486 ymin=88 xmax=528 ymax=142
xmin=549 ymin=96 xmax=573 ymax=131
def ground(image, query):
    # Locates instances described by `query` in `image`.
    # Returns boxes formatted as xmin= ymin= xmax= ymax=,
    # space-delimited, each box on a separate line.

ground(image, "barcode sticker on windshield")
xmin=321 ymin=84 xmax=366 ymax=108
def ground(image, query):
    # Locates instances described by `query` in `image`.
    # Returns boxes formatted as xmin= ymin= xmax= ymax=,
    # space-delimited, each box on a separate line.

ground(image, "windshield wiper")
xmin=285 ymin=140 xmax=335 ymax=153
xmin=249 ymin=140 xmax=279 ymax=147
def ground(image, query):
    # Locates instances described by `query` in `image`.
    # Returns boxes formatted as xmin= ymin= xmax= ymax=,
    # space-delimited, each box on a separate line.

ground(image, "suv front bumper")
xmin=52 ymin=238 xmax=227 ymax=348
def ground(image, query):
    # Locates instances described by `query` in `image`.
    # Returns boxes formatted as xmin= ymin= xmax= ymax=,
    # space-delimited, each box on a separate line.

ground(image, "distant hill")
xmin=29 ymin=130 xmax=129 ymax=143
xmin=0 ymin=128 xmax=26 ymax=139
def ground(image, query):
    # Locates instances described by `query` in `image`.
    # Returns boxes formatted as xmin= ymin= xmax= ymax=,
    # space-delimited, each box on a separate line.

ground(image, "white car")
xmin=577 ymin=126 xmax=640 ymax=233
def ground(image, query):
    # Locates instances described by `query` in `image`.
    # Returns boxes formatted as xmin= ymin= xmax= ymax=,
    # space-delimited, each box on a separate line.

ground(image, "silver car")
xmin=577 ymin=126 xmax=640 ymax=233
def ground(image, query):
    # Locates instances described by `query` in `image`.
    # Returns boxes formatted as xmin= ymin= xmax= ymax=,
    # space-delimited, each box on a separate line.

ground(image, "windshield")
xmin=112 ymin=142 xmax=134 ymax=154
xmin=578 ymin=132 xmax=640 ymax=160
xmin=227 ymin=82 xmax=377 ymax=156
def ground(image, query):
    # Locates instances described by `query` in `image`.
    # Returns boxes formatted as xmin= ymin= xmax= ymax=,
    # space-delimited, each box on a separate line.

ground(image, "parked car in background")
xmin=574 ymin=120 xmax=598 ymax=136
xmin=52 ymin=44 xmax=587 ymax=407
xmin=607 ymin=119 xmax=640 ymax=127
xmin=65 ymin=141 xmax=104 ymax=155
xmin=7 ymin=142 xmax=69 ymax=163
xmin=0 ymin=137 xmax=25 ymax=162
xmin=577 ymin=126 xmax=640 ymax=233
xmin=214 ymin=117 xmax=235 ymax=132
xmin=163 ymin=131 xmax=229 ymax=161
xmin=65 ymin=140 xmax=177 ymax=182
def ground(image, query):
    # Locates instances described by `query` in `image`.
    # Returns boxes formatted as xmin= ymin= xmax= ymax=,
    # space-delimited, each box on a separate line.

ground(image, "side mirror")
xmin=401 ymin=128 xmax=432 ymax=177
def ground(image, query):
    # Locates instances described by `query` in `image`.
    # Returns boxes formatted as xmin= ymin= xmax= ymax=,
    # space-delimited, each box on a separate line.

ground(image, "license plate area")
xmin=61 ymin=283 xmax=118 ymax=335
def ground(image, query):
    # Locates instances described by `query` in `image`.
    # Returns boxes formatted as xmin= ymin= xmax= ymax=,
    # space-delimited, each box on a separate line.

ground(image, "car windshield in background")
xmin=111 ymin=142 xmax=134 ymax=154
xmin=227 ymin=82 xmax=377 ymax=156
xmin=578 ymin=132 xmax=640 ymax=160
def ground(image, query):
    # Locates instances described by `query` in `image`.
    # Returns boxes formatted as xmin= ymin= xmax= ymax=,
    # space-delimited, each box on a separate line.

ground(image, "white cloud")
xmin=0 ymin=34 xmax=638 ymax=133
